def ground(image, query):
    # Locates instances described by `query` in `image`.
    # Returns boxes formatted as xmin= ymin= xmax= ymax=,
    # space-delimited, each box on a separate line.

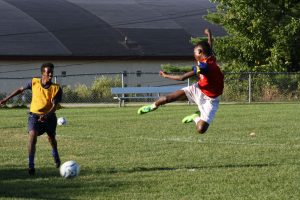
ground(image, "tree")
xmin=205 ymin=0 xmax=300 ymax=72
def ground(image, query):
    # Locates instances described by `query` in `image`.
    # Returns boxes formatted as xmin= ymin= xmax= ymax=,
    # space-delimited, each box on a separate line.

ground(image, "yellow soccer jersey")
xmin=30 ymin=78 xmax=61 ymax=115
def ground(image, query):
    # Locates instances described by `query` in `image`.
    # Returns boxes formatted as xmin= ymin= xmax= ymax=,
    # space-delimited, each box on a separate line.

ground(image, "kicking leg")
xmin=155 ymin=89 xmax=187 ymax=106
xmin=138 ymin=90 xmax=187 ymax=114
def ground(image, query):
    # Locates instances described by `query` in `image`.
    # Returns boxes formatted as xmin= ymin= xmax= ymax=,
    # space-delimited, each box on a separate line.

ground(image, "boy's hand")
xmin=159 ymin=70 xmax=167 ymax=78
xmin=0 ymin=99 xmax=7 ymax=106
xmin=204 ymin=28 xmax=211 ymax=36
xmin=38 ymin=114 xmax=47 ymax=122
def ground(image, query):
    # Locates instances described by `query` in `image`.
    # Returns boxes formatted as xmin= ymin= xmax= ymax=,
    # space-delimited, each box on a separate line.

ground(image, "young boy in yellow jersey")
xmin=0 ymin=63 xmax=62 ymax=175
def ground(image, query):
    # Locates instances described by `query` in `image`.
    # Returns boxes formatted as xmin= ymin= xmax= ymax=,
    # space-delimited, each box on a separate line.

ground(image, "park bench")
xmin=111 ymin=85 xmax=185 ymax=107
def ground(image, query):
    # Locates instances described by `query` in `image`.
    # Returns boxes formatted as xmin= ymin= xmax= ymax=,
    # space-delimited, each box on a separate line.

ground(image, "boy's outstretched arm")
xmin=159 ymin=70 xmax=194 ymax=81
xmin=0 ymin=87 xmax=25 ymax=106
xmin=204 ymin=28 xmax=213 ymax=49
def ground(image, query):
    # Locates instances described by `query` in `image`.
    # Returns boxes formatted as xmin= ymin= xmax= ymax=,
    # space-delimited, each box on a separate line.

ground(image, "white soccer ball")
xmin=60 ymin=160 xmax=80 ymax=178
xmin=57 ymin=117 xmax=67 ymax=126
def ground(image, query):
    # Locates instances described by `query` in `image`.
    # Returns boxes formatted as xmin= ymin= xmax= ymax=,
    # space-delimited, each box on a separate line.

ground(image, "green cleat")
xmin=137 ymin=105 xmax=154 ymax=115
xmin=182 ymin=113 xmax=199 ymax=123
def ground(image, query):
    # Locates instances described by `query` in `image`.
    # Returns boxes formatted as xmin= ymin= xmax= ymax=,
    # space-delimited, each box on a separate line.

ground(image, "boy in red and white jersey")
xmin=138 ymin=29 xmax=224 ymax=134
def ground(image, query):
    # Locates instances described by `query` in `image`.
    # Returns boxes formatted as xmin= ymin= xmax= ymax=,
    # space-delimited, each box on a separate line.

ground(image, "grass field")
xmin=0 ymin=104 xmax=299 ymax=199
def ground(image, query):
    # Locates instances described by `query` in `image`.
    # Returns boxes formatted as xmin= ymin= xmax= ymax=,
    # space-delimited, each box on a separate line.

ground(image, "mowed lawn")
xmin=0 ymin=104 xmax=299 ymax=199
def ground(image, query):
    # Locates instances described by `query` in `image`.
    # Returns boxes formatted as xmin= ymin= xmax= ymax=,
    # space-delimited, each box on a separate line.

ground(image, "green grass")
xmin=0 ymin=104 xmax=299 ymax=199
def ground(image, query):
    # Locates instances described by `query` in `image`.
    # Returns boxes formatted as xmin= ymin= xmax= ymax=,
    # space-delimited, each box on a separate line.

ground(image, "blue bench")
xmin=111 ymin=86 xmax=185 ymax=107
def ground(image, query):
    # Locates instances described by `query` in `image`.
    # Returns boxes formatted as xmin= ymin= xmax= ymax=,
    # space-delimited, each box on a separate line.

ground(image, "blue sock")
xmin=29 ymin=154 xmax=34 ymax=169
xmin=52 ymin=149 xmax=59 ymax=159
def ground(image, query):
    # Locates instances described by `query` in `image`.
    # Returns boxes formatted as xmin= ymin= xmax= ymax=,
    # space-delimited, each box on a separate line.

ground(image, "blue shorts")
xmin=28 ymin=113 xmax=57 ymax=136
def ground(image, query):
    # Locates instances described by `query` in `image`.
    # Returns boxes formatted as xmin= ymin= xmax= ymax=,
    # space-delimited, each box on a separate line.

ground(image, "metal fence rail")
xmin=1 ymin=72 xmax=300 ymax=105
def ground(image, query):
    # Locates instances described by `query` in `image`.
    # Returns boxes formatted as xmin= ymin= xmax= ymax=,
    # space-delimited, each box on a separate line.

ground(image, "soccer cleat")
xmin=137 ymin=105 xmax=154 ymax=115
xmin=54 ymin=157 xmax=61 ymax=168
xmin=182 ymin=113 xmax=199 ymax=123
xmin=28 ymin=167 xmax=35 ymax=176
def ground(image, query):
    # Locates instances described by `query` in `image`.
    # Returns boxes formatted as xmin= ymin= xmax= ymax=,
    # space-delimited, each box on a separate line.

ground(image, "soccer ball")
xmin=60 ymin=160 xmax=80 ymax=178
xmin=57 ymin=117 xmax=67 ymax=126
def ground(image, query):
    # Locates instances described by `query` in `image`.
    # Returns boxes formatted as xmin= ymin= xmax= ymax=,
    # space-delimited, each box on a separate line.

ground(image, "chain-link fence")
xmin=1 ymin=72 xmax=300 ymax=105
xmin=222 ymin=72 xmax=300 ymax=102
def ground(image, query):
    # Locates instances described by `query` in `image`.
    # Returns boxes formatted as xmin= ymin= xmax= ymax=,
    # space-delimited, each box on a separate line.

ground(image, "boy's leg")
xmin=182 ymin=113 xmax=210 ymax=133
xmin=27 ymin=113 xmax=41 ymax=175
xmin=195 ymin=120 xmax=209 ymax=134
xmin=28 ymin=130 xmax=38 ymax=175
xmin=47 ymin=134 xmax=61 ymax=168
xmin=138 ymin=90 xmax=187 ymax=114
xmin=47 ymin=114 xmax=60 ymax=168
xmin=183 ymin=94 xmax=219 ymax=134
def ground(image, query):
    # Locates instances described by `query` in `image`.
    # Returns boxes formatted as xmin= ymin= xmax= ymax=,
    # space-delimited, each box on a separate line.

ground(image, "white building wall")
xmin=0 ymin=59 xmax=194 ymax=94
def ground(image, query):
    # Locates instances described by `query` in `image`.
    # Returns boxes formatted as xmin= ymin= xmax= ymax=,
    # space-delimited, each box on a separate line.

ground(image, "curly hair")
xmin=195 ymin=41 xmax=212 ymax=56
xmin=41 ymin=62 xmax=54 ymax=73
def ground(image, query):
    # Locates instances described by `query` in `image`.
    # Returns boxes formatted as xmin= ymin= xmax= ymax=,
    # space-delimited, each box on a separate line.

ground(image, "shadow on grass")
xmin=0 ymin=167 xmax=59 ymax=180
xmin=99 ymin=163 xmax=277 ymax=174
xmin=0 ymin=163 xmax=277 ymax=199
xmin=0 ymin=167 xmax=132 ymax=199
xmin=0 ymin=167 xmax=70 ymax=199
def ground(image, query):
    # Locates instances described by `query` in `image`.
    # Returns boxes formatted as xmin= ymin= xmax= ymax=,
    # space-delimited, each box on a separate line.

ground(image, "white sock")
xmin=193 ymin=116 xmax=201 ymax=124
xmin=151 ymin=103 xmax=157 ymax=110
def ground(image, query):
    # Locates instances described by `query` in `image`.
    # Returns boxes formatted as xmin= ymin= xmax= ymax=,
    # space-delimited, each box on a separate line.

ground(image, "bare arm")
xmin=204 ymin=28 xmax=213 ymax=49
xmin=0 ymin=87 xmax=25 ymax=106
xmin=159 ymin=70 xmax=195 ymax=81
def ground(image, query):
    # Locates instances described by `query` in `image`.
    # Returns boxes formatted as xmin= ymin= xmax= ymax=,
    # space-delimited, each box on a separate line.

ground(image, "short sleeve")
xmin=199 ymin=62 xmax=209 ymax=74
xmin=23 ymin=81 xmax=32 ymax=90
xmin=192 ymin=62 xmax=208 ymax=75
xmin=52 ymin=87 xmax=62 ymax=105
xmin=192 ymin=65 xmax=201 ymax=75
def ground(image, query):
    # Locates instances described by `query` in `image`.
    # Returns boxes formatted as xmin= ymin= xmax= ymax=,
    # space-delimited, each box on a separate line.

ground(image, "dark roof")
xmin=0 ymin=0 xmax=225 ymax=57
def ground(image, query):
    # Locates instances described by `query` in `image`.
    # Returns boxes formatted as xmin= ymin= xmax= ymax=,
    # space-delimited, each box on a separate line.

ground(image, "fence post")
xmin=121 ymin=73 xmax=124 ymax=88
xmin=248 ymin=73 xmax=252 ymax=103
xmin=121 ymin=72 xmax=125 ymax=106
xmin=187 ymin=78 xmax=191 ymax=105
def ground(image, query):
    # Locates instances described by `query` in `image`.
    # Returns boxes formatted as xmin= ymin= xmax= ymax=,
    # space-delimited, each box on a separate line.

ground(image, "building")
xmin=0 ymin=0 xmax=225 ymax=93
